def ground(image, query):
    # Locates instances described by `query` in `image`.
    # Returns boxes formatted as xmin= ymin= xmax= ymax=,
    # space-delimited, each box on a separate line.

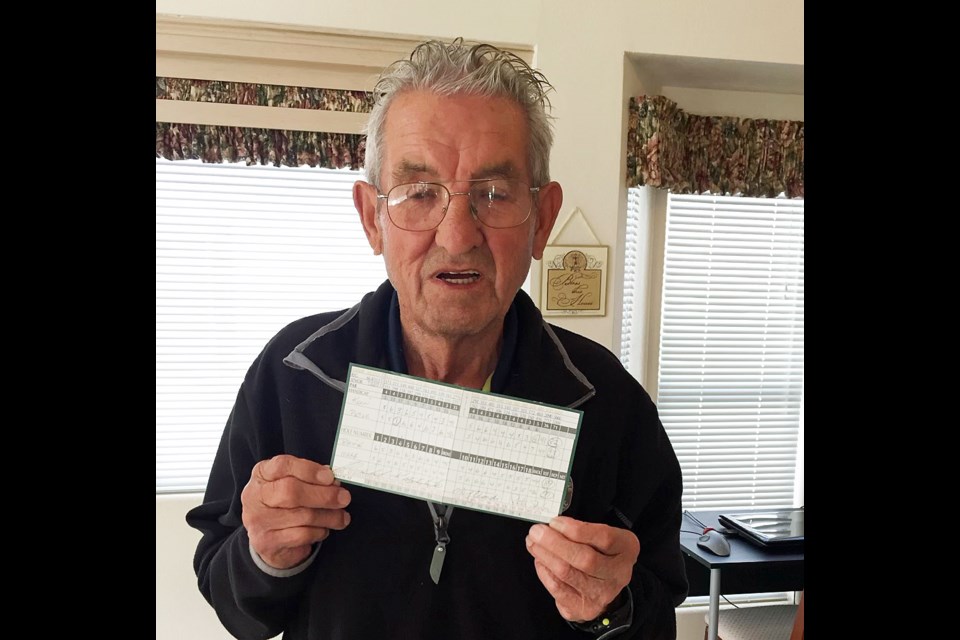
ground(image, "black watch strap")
xmin=568 ymin=586 xmax=634 ymax=638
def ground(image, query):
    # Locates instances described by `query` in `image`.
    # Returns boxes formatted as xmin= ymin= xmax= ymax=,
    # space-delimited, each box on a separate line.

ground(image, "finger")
xmin=246 ymin=505 xmax=352 ymax=533
xmin=243 ymin=504 xmax=352 ymax=569
xmin=532 ymin=558 xmax=599 ymax=621
xmin=527 ymin=525 xmax=595 ymax=599
xmin=548 ymin=516 xmax=637 ymax=556
xmin=251 ymin=456 xmax=351 ymax=509
xmin=256 ymin=455 xmax=337 ymax=486
xmin=260 ymin=477 xmax=352 ymax=510
xmin=251 ymin=522 xmax=330 ymax=552
xmin=527 ymin=522 xmax=630 ymax=613
xmin=532 ymin=557 xmax=576 ymax=602
xmin=527 ymin=522 xmax=611 ymax=580
xmin=545 ymin=518 xmax=640 ymax=578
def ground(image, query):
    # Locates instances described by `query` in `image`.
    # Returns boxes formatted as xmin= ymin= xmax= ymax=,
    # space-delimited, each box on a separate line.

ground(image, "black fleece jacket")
xmin=186 ymin=280 xmax=688 ymax=640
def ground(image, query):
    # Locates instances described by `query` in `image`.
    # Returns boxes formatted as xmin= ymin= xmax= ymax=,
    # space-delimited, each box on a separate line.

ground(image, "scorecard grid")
xmin=331 ymin=364 xmax=582 ymax=522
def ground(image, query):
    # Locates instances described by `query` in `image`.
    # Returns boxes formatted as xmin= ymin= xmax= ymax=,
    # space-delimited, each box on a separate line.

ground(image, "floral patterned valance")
xmin=155 ymin=77 xmax=373 ymax=170
xmin=156 ymin=123 xmax=365 ymax=169
xmin=626 ymin=95 xmax=803 ymax=199
xmin=156 ymin=77 xmax=374 ymax=112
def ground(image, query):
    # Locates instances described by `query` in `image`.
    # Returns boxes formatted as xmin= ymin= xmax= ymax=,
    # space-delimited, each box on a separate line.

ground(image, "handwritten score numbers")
xmin=332 ymin=364 xmax=582 ymax=523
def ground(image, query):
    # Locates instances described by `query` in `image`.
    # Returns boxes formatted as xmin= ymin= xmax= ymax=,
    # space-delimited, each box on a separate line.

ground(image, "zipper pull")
xmin=429 ymin=504 xmax=451 ymax=584
xmin=429 ymin=540 xmax=446 ymax=584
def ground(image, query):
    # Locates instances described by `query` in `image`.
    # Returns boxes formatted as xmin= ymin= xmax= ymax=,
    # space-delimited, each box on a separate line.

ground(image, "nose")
xmin=434 ymin=191 xmax=484 ymax=255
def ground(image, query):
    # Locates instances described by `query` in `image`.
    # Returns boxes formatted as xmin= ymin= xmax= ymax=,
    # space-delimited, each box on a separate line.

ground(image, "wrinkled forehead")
xmin=380 ymin=91 xmax=531 ymax=185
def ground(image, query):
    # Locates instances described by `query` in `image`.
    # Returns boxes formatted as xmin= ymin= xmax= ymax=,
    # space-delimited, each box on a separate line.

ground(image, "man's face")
xmin=355 ymin=91 xmax=561 ymax=342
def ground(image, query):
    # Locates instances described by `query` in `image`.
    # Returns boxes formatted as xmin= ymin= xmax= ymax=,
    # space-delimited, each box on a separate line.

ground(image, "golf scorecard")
xmin=331 ymin=364 xmax=583 ymax=523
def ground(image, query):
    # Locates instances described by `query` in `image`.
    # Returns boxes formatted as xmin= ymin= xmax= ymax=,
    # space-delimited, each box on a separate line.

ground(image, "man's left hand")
xmin=525 ymin=515 xmax=640 ymax=622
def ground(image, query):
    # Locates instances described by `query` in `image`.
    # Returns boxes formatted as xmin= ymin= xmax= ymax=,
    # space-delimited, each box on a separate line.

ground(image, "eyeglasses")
xmin=376 ymin=179 xmax=540 ymax=231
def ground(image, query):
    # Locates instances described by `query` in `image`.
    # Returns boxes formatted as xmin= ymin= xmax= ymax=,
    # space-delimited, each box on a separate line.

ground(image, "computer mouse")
xmin=697 ymin=532 xmax=731 ymax=556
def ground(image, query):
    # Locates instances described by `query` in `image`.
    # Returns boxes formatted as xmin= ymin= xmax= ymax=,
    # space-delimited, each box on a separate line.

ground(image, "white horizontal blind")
xmin=156 ymin=158 xmax=389 ymax=493
xmin=657 ymin=192 xmax=804 ymax=510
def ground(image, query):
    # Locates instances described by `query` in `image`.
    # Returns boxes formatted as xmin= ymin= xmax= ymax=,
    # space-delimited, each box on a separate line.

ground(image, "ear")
xmin=531 ymin=181 xmax=562 ymax=261
xmin=354 ymin=180 xmax=383 ymax=255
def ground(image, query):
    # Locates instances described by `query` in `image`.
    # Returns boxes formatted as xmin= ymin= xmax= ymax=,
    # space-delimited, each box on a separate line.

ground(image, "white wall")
xmin=155 ymin=3 xmax=803 ymax=638
xmin=157 ymin=495 xmax=239 ymax=640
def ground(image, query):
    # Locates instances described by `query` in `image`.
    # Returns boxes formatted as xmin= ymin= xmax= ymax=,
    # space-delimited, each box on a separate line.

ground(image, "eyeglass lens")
xmin=384 ymin=179 xmax=533 ymax=230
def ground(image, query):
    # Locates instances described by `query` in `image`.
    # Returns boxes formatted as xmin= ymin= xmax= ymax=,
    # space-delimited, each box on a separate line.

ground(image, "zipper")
xmin=427 ymin=502 xmax=453 ymax=584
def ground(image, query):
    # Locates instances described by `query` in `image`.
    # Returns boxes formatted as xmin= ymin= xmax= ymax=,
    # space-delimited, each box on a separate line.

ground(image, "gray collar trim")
xmin=280 ymin=297 xmax=596 ymax=408
xmin=541 ymin=320 xmax=596 ymax=409
xmin=281 ymin=301 xmax=363 ymax=393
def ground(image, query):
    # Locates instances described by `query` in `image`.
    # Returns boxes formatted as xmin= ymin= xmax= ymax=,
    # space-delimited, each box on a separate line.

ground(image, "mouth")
xmin=435 ymin=270 xmax=481 ymax=285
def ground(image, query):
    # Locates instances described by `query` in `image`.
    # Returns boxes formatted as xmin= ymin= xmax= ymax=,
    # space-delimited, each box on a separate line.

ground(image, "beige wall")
xmin=155 ymin=3 xmax=803 ymax=638
xmin=157 ymin=495 xmax=236 ymax=640
xmin=157 ymin=0 xmax=802 ymax=356
xmin=154 ymin=0 xmax=802 ymax=62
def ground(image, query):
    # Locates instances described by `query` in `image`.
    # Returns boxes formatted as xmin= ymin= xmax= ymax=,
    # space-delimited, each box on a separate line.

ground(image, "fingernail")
xmin=343 ymin=511 xmax=351 ymax=527
xmin=529 ymin=524 xmax=543 ymax=541
xmin=337 ymin=488 xmax=351 ymax=506
xmin=318 ymin=468 xmax=333 ymax=483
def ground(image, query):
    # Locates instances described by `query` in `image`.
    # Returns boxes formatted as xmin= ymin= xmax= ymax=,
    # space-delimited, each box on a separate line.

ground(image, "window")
xmin=156 ymin=159 xmax=388 ymax=493
xmin=155 ymin=157 xmax=538 ymax=494
xmin=155 ymin=17 xmax=537 ymax=495
xmin=621 ymin=188 xmax=804 ymax=510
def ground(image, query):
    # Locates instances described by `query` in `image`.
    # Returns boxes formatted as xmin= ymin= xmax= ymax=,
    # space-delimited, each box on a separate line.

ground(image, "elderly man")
xmin=187 ymin=39 xmax=688 ymax=640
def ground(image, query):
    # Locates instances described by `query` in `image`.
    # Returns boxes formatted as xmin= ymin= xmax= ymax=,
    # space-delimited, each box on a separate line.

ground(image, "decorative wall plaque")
xmin=540 ymin=245 xmax=608 ymax=316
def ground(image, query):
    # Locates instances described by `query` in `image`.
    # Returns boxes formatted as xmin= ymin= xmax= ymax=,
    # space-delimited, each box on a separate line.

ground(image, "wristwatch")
xmin=568 ymin=586 xmax=634 ymax=637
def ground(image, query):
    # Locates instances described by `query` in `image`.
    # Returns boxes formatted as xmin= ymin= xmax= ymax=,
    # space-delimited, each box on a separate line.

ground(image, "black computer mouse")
xmin=697 ymin=532 xmax=731 ymax=556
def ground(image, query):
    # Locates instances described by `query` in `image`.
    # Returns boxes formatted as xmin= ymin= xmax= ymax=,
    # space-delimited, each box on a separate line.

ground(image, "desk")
xmin=680 ymin=509 xmax=804 ymax=640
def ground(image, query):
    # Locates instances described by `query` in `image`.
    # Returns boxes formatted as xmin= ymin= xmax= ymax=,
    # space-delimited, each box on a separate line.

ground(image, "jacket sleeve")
xmin=184 ymin=354 xmax=314 ymax=640
xmin=615 ymin=390 xmax=689 ymax=640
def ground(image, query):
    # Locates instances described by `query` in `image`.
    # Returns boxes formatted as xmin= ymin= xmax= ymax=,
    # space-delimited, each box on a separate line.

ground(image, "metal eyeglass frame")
xmin=376 ymin=179 xmax=541 ymax=231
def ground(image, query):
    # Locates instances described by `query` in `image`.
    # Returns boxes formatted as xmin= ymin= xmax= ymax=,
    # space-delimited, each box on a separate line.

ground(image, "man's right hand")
xmin=241 ymin=454 xmax=352 ymax=570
